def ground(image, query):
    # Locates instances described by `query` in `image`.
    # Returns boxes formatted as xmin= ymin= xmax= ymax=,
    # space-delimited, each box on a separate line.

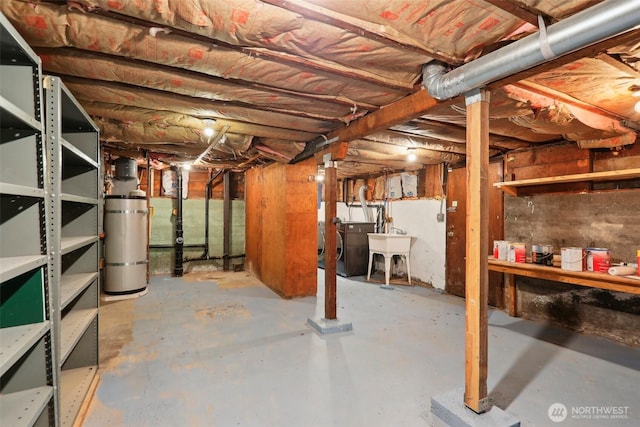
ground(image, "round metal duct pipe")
xmin=423 ymin=0 xmax=640 ymax=100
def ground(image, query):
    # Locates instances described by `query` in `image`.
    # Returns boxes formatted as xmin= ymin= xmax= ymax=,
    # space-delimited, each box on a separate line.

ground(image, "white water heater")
xmin=104 ymin=195 xmax=148 ymax=295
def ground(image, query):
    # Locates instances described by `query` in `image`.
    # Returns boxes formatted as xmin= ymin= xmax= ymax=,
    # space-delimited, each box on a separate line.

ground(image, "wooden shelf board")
xmin=0 ymin=386 xmax=53 ymax=427
xmin=488 ymin=257 xmax=640 ymax=294
xmin=0 ymin=321 xmax=50 ymax=376
xmin=493 ymin=168 xmax=640 ymax=194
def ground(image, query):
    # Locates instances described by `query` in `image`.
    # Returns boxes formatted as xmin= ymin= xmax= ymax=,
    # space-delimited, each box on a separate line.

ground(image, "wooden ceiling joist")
xmin=488 ymin=28 xmax=640 ymax=90
xmin=261 ymin=0 xmax=452 ymax=63
xmin=83 ymin=7 xmax=415 ymax=92
xmin=38 ymin=47 xmax=379 ymax=112
xmin=483 ymin=0 xmax=542 ymax=26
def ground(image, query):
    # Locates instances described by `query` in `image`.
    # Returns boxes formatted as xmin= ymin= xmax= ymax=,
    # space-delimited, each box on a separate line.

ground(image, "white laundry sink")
xmin=367 ymin=233 xmax=413 ymax=287
xmin=367 ymin=233 xmax=413 ymax=254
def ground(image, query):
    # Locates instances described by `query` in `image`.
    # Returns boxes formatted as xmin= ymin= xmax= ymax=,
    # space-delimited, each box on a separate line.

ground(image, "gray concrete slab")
xmin=84 ymin=269 xmax=640 ymax=427
xmin=430 ymin=388 xmax=520 ymax=427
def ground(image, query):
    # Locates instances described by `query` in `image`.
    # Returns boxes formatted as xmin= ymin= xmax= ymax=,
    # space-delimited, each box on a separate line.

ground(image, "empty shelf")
xmin=61 ymin=193 xmax=99 ymax=205
xmin=60 ymin=366 xmax=97 ymax=427
xmin=0 ymin=321 xmax=50 ymax=376
xmin=61 ymin=139 xmax=99 ymax=169
xmin=60 ymin=309 xmax=98 ymax=364
xmin=0 ymin=255 xmax=47 ymax=283
xmin=60 ymin=236 xmax=98 ymax=255
xmin=61 ymin=272 xmax=98 ymax=310
xmin=0 ymin=95 xmax=41 ymax=132
xmin=0 ymin=183 xmax=44 ymax=198
xmin=0 ymin=386 xmax=53 ymax=427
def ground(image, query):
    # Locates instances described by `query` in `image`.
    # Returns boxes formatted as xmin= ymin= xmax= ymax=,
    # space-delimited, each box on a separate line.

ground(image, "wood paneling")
xmin=420 ymin=164 xmax=444 ymax=199
xmin=445 ymin=162 xmax=504 ymax=307
xmin=245 ymin=168 xmax=262 ymax=277
xmin=245 ymin=160 xmax=317 ymax=298
xmin=505 ymin=143 xmax=592 ymax=194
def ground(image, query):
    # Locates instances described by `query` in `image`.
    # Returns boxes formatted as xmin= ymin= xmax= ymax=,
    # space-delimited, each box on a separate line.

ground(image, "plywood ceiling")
xmin=3 ymin=0 xmax=639 ymax=178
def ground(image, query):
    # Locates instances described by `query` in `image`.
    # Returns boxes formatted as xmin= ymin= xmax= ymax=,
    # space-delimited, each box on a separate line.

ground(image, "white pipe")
xmin=358 ymin=185 xmax=373 ymax=222
xmin=423 ymin=0 xmax=640 ymax=100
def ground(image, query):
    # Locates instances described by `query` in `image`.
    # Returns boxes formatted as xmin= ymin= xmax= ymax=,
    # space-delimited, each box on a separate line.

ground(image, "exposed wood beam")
xmin=85 ymin=102 xmax=318 ymax=142
xmin=57 ymin=74 xmax=343 ymax=123
xmin=596 ymin=53 xmax=640 ymax=77
xmin=394 ymin=119 xmax=531 ymax=150
xmin=512 ymin=81 xmax=632 ymax=123
xmin=347 ymin=145 xmax=463 ymax=164
xmin=261 ymin=0 xmax=455 ymax=64
xmin=483 ymin=0 xmax=541 ymax=26
xmin=63 ymin=79 xmax=333 ymax=134
xmin=293 ymin=89 xmax=441 ymax=163
xmin=464 ymin=89 xmax=490 ymax=414
xmin=37 ymin=47 xmax=379 ymax=112
xmin=83 ymin=7 xmax=414 ymax=91
xmin=314 ymin=142 xmax=350 ymax=162
xmin=341 ymin=157 xmax=427 ymax=171
xmin=363 ymin=130 xmax=468 ymax=155
xmin=328 ymin=89 xmax=440 ymax=143
xmin=488 ymin=29 xmax=640 ymax=89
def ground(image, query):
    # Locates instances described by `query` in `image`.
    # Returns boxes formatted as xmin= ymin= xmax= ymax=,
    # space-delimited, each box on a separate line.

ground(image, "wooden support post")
xmin=223 ymin=170 xmax=231 ymax=271
xmin=464 ymin=88 xmax=491 ymax=413
xmin=324 ymin=158 xmax=338 ymax=320
xmin=505 ymin=272 xmax=517 ymax=317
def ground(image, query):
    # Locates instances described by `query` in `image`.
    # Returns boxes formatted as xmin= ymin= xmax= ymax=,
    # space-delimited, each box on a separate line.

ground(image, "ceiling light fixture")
xmin=202 ymin=119 xmax=216 ymax=137
xmin=407 ymin=147 xmax=417 ymax=162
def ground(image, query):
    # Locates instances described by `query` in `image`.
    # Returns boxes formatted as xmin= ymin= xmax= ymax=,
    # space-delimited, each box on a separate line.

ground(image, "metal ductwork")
xmin=423 ymin=0 xmax=640 ymax=101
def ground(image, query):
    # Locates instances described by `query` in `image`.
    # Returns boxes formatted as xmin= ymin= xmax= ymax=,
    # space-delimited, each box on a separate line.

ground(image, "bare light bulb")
xmin=203 ymin=127 xmax=214 ymax=137
xmin=183 ymin=163 xmax=192 ymax=171
xmin=407 ymin=151 xmax=417 ymax=162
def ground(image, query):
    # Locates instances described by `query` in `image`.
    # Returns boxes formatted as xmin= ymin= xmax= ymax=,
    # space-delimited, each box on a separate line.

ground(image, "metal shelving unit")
xmin=45 ymin=75 xmax=100 ymax=427
xmin=0 ymin=12 xmax=55 ymax=427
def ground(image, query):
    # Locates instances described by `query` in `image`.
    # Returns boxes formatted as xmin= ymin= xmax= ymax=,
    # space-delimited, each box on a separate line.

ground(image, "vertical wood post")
xmin=324 ymin=159 xmax=338 ymax=320
xmin=505 ymin=272 xmax=517 ymax=317
xmin=464 ymin=88 xmax=490 ymax=413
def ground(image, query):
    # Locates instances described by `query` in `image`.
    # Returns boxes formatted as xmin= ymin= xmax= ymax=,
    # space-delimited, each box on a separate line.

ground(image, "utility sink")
xmin=367 ymin=233 xmax=413 ymax=288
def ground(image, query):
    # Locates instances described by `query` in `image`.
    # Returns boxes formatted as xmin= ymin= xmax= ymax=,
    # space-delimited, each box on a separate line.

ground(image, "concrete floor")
xmin=84 ymin=270 xmax=640 ymax=426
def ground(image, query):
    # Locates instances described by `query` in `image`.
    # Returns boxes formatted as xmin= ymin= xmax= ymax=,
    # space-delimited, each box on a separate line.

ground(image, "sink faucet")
xmin=389 ymin=227 xmax=406 ymax=235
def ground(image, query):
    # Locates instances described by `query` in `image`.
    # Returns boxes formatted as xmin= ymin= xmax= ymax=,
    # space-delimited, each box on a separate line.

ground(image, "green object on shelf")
xmin=0 ymin=268 xmax=45 ymax=328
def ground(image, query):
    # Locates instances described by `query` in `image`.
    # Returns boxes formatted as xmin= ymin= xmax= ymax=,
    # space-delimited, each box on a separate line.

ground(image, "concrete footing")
xmin=306 ymin=317 xmax=353 ymax=335
xmin=430 ymin=388 xmax=520 ymax=427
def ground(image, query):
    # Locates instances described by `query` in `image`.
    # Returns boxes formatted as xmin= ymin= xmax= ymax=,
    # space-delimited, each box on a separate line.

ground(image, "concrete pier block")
xmin=307 ymin=317 xmax=353 ymax=335
xmin=430 ymin=388 xmax=520 ymax=427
